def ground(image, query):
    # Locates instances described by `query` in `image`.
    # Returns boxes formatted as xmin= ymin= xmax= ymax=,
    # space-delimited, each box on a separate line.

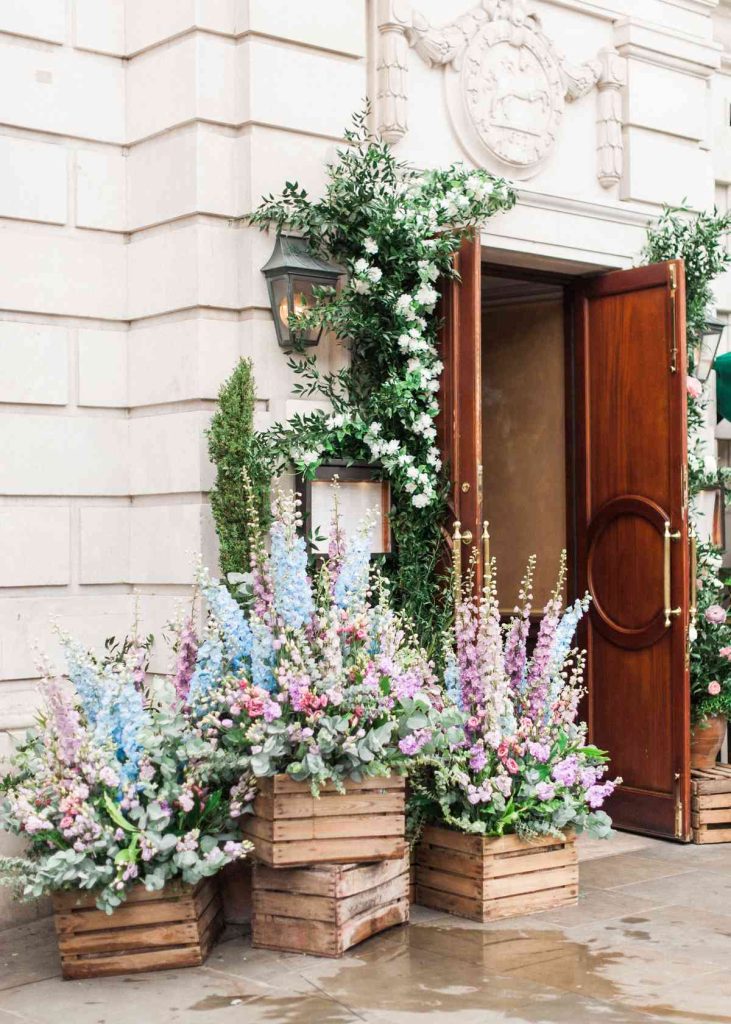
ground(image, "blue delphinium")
xmin=188 ymin=635 xmax=225 ymax=705
xmin=251 ymin=620 xmax=276 ymax=692
xmin=333 ymin=528 xmax=371 ymax=612
xmin=444 ymin=650 xmax=463 ymax=710
xmin=201 ymin=579 xmax=253 ymax=670
xmin=269 ymin=518 xmax=314 ymax=631
xmin=114 ymin=676 xmax=148 ymax=785
xmin=62 ymin=635 xmax=103 ymax=727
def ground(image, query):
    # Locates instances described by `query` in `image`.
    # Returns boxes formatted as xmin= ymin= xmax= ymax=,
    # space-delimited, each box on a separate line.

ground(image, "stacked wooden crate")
xmin=246 ymin=775 xmax=410 ymax=956
xmin=52 ymin=878 xmax=222 ymax=979
xmin=692 ymin=765 xmax=731 ymax=844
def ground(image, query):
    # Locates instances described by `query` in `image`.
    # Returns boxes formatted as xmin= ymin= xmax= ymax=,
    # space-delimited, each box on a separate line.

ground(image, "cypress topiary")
xmin=207 ymin=358 xmax=270 ymax=582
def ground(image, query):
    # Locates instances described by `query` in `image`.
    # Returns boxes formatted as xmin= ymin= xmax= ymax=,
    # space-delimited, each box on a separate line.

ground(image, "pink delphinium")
xmin=503 ymin=556 xmax=536 ymax=690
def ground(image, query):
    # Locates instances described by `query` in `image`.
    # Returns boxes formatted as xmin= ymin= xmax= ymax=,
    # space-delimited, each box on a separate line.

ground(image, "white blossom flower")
xmin=417 ymin=260 xmax=439 ymax=282
xmin=396 ymin=294 xmax=413 ymax=315
xmin=326 ymin=413 xmax=347 ymax=429
xmin=412 ymin=492 xmax=431 ymax=508
xmin=411 ymin=413 xmax=433 ymax=435
xmin=367 ymin=266 xmax=382 ymax=284
xmin=369 ymin=422 xmax=382 ymax=435
xmin=414 ymin=283 xmax=439 ymax=309
xmin=363 ymin=237 xmax=378 ymax=254
xmin=353 ymin=279 xmax=371 ymax=294
xmin=354 ymin=258 xmax=369 ymax=274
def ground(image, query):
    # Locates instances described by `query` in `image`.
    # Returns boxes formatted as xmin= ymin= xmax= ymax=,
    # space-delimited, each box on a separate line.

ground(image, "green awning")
xmin=715 ymin=352 xmax=731 ymax=422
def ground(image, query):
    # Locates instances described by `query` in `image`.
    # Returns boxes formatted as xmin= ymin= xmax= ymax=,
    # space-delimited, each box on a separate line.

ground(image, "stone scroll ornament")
xmin=376 ymin=0 xmax=626 ymax=187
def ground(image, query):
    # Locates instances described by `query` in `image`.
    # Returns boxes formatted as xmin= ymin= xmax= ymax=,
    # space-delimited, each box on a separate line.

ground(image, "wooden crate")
xmin=241 ymin=774 xmax=406 ymax=867
xmin=692 ymin=764 xmax=731 ymax=844
xmin=415 ymin=825 xmax=577 ymax=922
xmin=252 ymin=852 xmax=409 ymax=957
xmin=52 ymin=877 xmax=222 ymax=979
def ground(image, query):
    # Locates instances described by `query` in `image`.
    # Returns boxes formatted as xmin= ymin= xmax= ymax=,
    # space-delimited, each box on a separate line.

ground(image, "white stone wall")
xmin=0 ymin=0 xmax=728 ymax=924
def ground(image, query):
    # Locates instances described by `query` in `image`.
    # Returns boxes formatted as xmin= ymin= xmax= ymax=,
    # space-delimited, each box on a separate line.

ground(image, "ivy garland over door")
xmin=249 ymin=112 xmax=516 ymax=651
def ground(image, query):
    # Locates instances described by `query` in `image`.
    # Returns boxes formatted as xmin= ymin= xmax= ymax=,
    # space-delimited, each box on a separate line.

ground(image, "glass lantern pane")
xmin=309 ymin=478 xmax=391 ymax=555
xmin=291 ymin=276 xmax=322 ymax=344
xmin=269 ymin=276 xmax=290 ymax=343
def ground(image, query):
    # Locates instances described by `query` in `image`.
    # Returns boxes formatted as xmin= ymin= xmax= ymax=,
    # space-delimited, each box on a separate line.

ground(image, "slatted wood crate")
xmin=52 ymin=877 xmax=222 ymax=979
xmin=692 ymin=764 xmax=731 ymax=844
xmin=415 ymin=826 xmax=577 ymax=922
xmin=241 ymin=774 xmax=406 ymax=867
xmin=252 ymin=852 xmax=409 ymax=957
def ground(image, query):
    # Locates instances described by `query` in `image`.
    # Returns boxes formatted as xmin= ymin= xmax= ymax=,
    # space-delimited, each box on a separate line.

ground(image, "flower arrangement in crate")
xmin=689 ymin=539 xmax=731 ymax=767
xmin=0 ymin=634 xmax=249 ymax=915
xmin=409 ymin=553 xmax=621 ymax=922
xmin=182 ymin=490 xmax=456 ymax=867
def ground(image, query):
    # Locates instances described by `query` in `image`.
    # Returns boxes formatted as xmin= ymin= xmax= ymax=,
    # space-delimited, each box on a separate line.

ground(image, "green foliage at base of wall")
xmin=207 ymin=357 xmax=270 ymax=582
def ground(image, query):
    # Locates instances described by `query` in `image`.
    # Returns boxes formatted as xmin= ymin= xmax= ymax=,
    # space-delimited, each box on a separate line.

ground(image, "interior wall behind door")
xmin=482 ymin=297 xmax=567 ymax=609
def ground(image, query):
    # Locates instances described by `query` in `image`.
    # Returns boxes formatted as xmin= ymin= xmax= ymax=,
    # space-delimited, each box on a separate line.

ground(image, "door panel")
xmin=575 ymin=260 xmax=690 ymax=840
xmin=437 ymin=235 xmax=483 ymax=591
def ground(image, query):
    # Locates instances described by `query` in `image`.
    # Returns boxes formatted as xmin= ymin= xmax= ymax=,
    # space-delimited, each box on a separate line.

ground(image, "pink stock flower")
xmin=708 ymin=680 xmax=722 ymax=696
xmin=705 ymin=605 xmax=727 ymax=625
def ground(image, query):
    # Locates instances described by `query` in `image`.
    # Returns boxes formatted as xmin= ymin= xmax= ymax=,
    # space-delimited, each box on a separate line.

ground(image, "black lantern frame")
xmin=697 ymin=311 xmax=726 ymax=383
xmin=261 ymin=234 xmax=341 ymax=351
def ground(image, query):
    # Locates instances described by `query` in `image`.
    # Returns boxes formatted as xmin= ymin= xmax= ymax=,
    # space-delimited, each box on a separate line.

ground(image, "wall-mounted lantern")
xmin=261 ymin=234 xmax=341 ymax=350
xmin=296 ymin=461 xmax=392 ymax=557
xmin=697 ymin=311 xmax=726 ymax=382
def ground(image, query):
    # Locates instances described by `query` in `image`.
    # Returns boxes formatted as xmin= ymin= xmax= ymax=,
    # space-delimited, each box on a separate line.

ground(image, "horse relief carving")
xmin=376 ymin=0 xmax=622 ymax=186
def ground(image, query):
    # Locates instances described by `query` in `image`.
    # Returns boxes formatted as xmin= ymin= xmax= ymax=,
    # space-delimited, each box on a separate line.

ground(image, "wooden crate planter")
xmin=252 ymin=852 xmax=409 ymax=957
xmin=52 ymin=877 xmax=222 ymax=979
xmin=692 ymin=765 xmax=731 ymax=844
xmin=415 ymin=825 xmax=577 ymax=922
xmin=241 ymin=774 xmax=406 ymax=867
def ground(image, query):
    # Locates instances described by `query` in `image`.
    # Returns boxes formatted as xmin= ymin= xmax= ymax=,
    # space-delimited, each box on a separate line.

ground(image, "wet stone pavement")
xmin=3 ymin=833 xmax=731 ymax=1023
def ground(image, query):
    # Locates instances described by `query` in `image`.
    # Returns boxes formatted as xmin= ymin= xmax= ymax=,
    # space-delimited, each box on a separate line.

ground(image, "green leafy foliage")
xmin=248 ymin=110 xmax=516 ymax=654
xmin=644 ymin=205 xmax=731 ymax=721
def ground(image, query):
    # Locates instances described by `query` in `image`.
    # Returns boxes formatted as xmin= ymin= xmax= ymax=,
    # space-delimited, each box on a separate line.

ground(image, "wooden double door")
xmin=440 ymin=239 xmax=691 ymax=840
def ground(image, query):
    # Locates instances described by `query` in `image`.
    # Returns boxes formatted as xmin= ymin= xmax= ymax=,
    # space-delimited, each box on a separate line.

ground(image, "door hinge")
xmin=669 ymin=263 xmax=678 ymax=374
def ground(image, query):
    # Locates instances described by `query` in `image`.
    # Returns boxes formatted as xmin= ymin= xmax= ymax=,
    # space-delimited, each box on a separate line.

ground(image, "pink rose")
xmin=505 ymin=758 xmax=520 ymax=775
xmin=709 ymin=680 xmax=722 ymax=696
xmin=246 ymin=698 xmax=265 ymax=718
xmin=720 ymin=647 xmax=731 ymax=661
xmin=687 ymin=375 xmax=703 ymax=400
xmin=705 ymin=605 xmax=727 ymax=625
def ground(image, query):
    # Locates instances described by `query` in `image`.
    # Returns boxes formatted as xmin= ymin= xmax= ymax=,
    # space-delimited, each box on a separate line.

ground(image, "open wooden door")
xmin=437 ymin=236 xmax=483 ymax=591
xmin=575 ymin=260 xmax=691 ymax=840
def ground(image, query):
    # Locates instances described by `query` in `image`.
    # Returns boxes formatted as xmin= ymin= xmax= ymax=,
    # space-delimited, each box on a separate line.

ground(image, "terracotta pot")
xmin=690 ymin=714 xmax=727 ymax=770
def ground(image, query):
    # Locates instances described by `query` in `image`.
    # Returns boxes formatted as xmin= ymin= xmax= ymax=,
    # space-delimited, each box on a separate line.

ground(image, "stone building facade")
xmin=0 ymin=0 xmax=729 ymax=921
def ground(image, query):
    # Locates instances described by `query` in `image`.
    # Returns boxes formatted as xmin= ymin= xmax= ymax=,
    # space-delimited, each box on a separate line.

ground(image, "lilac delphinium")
xmin=269 ymin=492 xmax=314 ymax=630
xmin=42 ymin=678 xmax=83 ymax=766
xmin=173 ymin=617 xmax=198 ymax=705
xmin=503 ymin=556 xmax=536 ymax=691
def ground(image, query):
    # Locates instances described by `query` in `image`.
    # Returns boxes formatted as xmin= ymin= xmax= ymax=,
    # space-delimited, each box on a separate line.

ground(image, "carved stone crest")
xmin=377 ymin=0 xmax=626 ymax=187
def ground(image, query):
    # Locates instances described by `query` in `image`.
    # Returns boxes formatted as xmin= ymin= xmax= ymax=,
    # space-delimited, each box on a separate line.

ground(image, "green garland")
xmin=248 ymin=112 xmax=516 ymax=652
xmin=643 ymin=205 xmax=731 ymax=721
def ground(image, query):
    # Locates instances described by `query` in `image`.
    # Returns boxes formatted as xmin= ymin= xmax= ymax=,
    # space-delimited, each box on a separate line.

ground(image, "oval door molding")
xmin=587 ymin=495 xmax=669 ymax=650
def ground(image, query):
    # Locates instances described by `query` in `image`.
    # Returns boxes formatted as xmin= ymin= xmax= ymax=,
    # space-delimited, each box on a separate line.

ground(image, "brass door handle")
xmin=664 ymin=521 xmax=682 ymax=628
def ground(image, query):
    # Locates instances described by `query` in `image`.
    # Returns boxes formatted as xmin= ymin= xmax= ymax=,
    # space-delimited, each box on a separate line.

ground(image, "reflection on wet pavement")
xmin=2 ymin=833 xmax=731 ymax=1022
